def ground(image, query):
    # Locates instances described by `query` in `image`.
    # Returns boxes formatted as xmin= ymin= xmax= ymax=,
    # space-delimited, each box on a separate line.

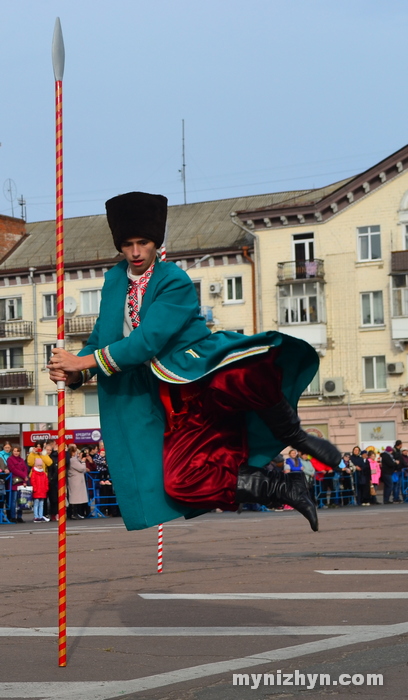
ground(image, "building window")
xmin=84 ymin=391 xmax=99 ymax=415
xmin=302 ymin=370 xmax=320 ymax=396
xmin=0 ymin=347 xmax=24 ymax=370
xmin=46 ymin=393 xmax=58 ymax=406
xmin=0 ymin=396 xmax=24 ymax=405
xmin=81 ymin=290 xmax=101 ymax=315
xmin=44 ymin=344 xmax=56 ymax=366
xmin=361 ymin=291 xmax=384 ymax=325
xmin=293 ymin=233 xmax=315 ymax=278
xmin=0 ymin=297 xmax=22 ymax=321
xmin=357 ymin=225 xmax=381 ymax=261
xmin=405 ymin=225 xmax=408 ymax=250
xmin=363 ymin=356 xmax=386 ymax=390
xmin=279 ymin=282 xmax=324 ymax=324
xmin=192 ymin=281 xmax=202 ymax=305
xmin=392 ymin=274 xmax=408 ymax=317
xmin=225 ymin=277 xmax=243 ymax=302
xmin=43 ymin=294 xmax=57 ymax=318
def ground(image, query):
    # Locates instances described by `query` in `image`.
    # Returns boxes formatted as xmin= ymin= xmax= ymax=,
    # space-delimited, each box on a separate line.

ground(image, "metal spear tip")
xmin=52 ymin=17 xmax=65 ymax=81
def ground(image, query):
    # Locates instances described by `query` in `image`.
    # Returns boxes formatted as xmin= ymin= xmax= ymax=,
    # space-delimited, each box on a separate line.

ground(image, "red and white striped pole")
xmin=157 ymin=522 xmax=163 ymax=573
xmin=157 ymin=238 xmax=168 ymax=571
xmin=52 ymin=17 xmax=67 ymax=667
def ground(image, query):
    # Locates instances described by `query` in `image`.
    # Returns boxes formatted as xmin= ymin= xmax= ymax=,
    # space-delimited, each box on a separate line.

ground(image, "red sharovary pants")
xmin=160 ymin=350 xmax=282 ymax=511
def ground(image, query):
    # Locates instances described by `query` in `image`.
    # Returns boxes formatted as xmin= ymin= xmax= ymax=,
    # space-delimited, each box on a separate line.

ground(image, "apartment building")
xmin=0 ymin=145 xmax=407 ymax=451
xmin=0 ymin=196 xmax=260 ymax=437
xmin=235 ymin=145 xmax=408 ymax=451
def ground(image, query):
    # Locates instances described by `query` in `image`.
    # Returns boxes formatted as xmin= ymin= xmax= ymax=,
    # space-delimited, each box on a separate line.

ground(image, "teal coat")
xmin=78 ymin=258 xmax=319 ymax=530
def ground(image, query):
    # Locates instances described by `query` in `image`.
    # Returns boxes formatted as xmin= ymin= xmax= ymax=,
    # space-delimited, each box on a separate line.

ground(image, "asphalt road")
xmin=0 ymin=504 xmax=408 ymax=699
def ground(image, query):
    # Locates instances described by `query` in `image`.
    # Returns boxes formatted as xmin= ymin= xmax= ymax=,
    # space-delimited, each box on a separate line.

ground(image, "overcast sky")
xmin=1 ymin=0 xmax=408 ymax=223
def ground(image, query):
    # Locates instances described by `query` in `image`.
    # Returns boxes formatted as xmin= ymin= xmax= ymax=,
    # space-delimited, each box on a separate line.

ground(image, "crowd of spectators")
xmin=0 ymin=439 xmax=119 ymax=523
xmin=2 ymin=437 xmax=407 ymax=521
xmin=269 ymin=440 xmax=408 ymax=509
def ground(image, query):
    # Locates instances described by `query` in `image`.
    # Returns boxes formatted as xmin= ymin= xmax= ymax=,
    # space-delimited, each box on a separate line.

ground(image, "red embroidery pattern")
xmin=127 ymin=262 xmax=155 ymax=328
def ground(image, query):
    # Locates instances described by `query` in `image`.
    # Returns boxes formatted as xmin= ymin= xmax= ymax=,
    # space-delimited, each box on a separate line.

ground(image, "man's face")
xmin=121 ymin=237 xmax=157 ymax=275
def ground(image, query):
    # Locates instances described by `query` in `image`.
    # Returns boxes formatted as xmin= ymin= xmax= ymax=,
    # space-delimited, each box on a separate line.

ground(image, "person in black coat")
xmin=358 ymin=449 xmax=372 ymax=506
xmin=380 ymin=446 xmax=399 ymax=504
xmin=391 ymin=440 xmax=404 ymax=502
xmin=350 ymin=446 xmax=371 ymax=505
xmin=44 ymin=441 xmax=59 ymax=520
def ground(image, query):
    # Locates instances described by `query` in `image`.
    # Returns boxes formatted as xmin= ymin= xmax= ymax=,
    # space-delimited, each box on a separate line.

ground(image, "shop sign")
xmin=22 ymin=429 xmax=102 ymax=445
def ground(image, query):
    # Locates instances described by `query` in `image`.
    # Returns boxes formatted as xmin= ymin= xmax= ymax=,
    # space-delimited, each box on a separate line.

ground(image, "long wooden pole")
xmin=52 ymin=17 xmax=67 ymax=668
xmin=156 ymin=243 xmax=168 ymax=571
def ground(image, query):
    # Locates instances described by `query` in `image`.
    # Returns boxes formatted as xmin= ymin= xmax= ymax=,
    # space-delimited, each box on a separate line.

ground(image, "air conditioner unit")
xmin=387 ymin=362 xmax=405 ymax=375
xmin=209 ymin=282 xmax=221 ymax=294
xmin=322 ymin=377 xmax=344 ymax=397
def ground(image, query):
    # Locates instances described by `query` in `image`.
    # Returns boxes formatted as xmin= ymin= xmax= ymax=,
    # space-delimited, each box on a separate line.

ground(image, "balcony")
xmin=391 ymin=270 xmax=408 ymax=344
xmin=200 ymin=306 xmax=214 ymax=325
xmin=0 ymin=321 xmax=33 ymax=342
xmin=391 ymin=250 xmax=408 ymax=273
xmin=66 ymin=315 xmax=98 ymax=336
xmin=278 ymin=280 xmax=327 ymax=355
xmin=277 ymin=259 xmax=324 ymax=282
xmin=0 ymin=371 xmax=34 ymax=390
xmin=278 ymin=323 xmax=328 ymax=356
xmin=391 ymin=318 xmax=408 ymax=344
xmin=84 ymin=374 xmax=97 ymax=385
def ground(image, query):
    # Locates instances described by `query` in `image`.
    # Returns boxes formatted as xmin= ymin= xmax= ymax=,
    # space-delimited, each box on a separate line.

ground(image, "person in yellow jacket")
xmin=27 ymin=448 xmax=53 ymax=477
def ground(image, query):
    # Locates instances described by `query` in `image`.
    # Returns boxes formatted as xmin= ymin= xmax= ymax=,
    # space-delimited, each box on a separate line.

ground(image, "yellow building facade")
xmin=0 ymin=146 xmax=407 ymax=452
xmin=237 ymin=145 xmax=408 ymax=451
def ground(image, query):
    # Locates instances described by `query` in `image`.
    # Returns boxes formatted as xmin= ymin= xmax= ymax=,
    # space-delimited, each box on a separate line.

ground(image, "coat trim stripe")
xmin=80 ymin=369 xmax=92 ymax=384
xmin=95 ymin=347 xmax=122 ymax=376
xmin=150 ymin=345 xmax=271 ymax=384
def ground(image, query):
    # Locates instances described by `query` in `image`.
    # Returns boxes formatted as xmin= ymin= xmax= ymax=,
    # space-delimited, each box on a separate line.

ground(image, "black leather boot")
xmin=236 ymin=465 xmax=318 ymax=531
xmin=257 ymin=398 xmax=341 ymax=468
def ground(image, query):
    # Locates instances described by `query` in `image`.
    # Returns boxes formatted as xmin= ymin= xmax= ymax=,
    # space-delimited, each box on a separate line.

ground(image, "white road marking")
xmin=0 ymin=524 xmax=196 ymax=536
xmin=1 ymin=622 xmax=408 ymax=699
xmin=316 ymin=569 xmax=408 ymax=575
xmin=0 ymin=536 xmax=14 ymax=539
xmin=140 ymin=592 xmax=408 ymax=600
xmin=0 ymin=624 xmax=387 ymax=637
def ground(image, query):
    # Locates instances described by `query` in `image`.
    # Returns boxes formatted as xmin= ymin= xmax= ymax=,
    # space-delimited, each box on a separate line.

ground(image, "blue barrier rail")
xmin=86 ymin=471 xmax=120 ymax=518
xmin=0 ymin=473 xmax=11 ymax=523
xmin=0 ymin=470 xmax=120 ymax=522
xmin=1 ymin=468 xmax=408 ymax=522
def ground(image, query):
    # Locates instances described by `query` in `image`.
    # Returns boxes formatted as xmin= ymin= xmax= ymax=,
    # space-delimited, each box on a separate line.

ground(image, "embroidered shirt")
xmin=123 ymin=261 xmax=155 ymax=337
xmin=95 ymin=261 xmax=156 ymax=377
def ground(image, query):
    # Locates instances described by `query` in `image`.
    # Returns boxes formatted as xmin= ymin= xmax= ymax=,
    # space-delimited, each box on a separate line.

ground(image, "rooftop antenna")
xmin=179 ymin=119 xmax=187 ymax=205
xmin=3 ymin=178 xmax=17 ymax=217
xmin=17 ymin=195 xmax=26 ymax=221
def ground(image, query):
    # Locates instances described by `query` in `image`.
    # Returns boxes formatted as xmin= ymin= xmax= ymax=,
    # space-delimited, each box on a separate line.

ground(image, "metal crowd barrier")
xmin=86 ymin=471 xmax=120 ymax=518
xmin=314 ymin=471 xmax=357 ymax=508
xmin=402 ymin=470 xmax=408 ymax=501
xmin=0 ymin=470 xmax=120 ymax=523
xmin=0 ymin=473 xmax=11 ymax=523
xmin=1 ymin=467 xmax=408 ymax=522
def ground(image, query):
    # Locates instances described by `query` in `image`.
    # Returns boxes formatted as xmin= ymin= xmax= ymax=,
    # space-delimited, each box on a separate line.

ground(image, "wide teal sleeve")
xmin=94 ymin=270 xmax=199 ymax=376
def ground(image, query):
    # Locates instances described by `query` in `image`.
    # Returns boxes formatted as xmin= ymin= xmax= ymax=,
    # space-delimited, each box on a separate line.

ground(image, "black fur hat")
xmin=105 ymin=192 xmax=167 ymax=251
